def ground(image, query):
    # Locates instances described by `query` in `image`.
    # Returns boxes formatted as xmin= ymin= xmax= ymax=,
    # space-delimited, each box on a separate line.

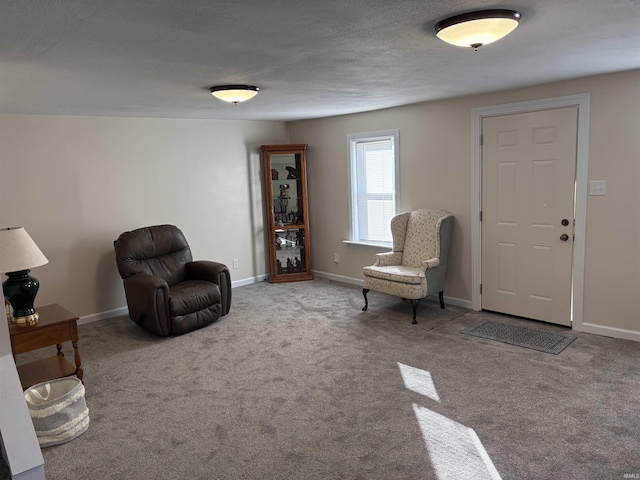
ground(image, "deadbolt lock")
xmin=561 ymin=219 xmax=570 ymax=226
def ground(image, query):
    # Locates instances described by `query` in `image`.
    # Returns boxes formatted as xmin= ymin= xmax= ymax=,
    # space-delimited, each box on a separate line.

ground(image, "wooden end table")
xmin=9 ymin=303 xmax=83 ymax=390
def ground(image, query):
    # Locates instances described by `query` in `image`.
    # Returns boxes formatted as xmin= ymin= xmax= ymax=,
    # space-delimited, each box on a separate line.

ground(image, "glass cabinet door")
xmin=261 ymin=145 xmax=313 ymax=283
xmin=270 ymin=153 xmax=304 ymax=228
xmin=274 ymin=228 xmax=307 ymax=274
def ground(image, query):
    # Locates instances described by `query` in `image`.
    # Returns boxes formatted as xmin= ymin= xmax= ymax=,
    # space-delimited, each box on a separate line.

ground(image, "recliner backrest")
xmin=114 ymin=224 xmax=192 ymax=285
xmin=400 ymin=209 xmax=450 ymax=268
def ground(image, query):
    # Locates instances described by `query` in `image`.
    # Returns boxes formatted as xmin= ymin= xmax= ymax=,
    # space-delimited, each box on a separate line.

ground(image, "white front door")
xmin=481 ymin=107 xmax=578 ymax=326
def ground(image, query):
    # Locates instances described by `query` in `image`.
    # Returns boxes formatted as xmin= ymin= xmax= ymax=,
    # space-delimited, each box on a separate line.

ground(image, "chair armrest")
xmin=374 ymin=251 xmax=403 ymax=267
xmin=186 ymin=261 xmax=232 ymax=316
xmin=123 ymin=274 xmax=171 ymax=336
xmin=421 ymin=257 xmax=440 ymax=270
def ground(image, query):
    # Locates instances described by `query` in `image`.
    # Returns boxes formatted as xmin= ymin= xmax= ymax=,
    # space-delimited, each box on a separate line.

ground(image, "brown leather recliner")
xmin=114 ymin=225 xmax=231 ymax=336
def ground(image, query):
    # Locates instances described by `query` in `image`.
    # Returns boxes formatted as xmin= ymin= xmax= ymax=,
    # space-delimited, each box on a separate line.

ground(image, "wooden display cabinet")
xmin=261 ymin=144 xmax=313 ymax=283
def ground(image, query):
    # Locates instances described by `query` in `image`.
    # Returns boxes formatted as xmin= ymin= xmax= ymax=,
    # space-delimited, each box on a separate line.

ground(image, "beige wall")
xmin=0 ymin=70 xmax=638 ymax=337
xmin=288 ymin=69 xmax=640 ymax=336
xmin=0 ymin=115 xmax=287 ymax=317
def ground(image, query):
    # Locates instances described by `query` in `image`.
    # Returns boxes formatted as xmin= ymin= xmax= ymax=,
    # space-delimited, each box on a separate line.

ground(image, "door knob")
xmin=560 ymin=234 xmax=569 ymax=241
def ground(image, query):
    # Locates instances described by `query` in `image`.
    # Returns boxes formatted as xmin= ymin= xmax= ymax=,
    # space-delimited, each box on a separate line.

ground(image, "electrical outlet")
xmin=334 ymin=253 xmax=339 ymax=264
xmin=233 ymin=259 xmax=239 ymax=269
xmin=589 ymin=180 xmax=606 ymax=196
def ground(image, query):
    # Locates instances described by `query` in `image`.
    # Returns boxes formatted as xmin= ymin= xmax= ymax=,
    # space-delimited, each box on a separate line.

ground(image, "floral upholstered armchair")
xmin=362 ymin=209 xmax=454 ymax=324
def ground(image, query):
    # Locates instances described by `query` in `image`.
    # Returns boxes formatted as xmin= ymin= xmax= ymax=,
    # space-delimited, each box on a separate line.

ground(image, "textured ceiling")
xmin=1 ymin=0 xmax=639 ymax=121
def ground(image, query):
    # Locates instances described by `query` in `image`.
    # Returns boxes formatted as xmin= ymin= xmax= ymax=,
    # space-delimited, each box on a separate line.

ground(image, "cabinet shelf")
xmin=275 ymin=224 xmax=305 ymax=230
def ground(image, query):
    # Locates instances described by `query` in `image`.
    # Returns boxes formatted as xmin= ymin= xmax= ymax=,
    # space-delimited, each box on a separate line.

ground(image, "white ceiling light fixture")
xmin=210 ymin=85 xmax=259 ymax=104
xmin=435 ymin=9 xmax=522 ymax=51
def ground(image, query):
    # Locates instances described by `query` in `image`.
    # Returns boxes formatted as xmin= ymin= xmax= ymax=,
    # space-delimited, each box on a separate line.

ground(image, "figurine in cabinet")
xmin=286 ymin=166 xmax=299 ymax=179
xmin=278 ymin=184 xmax=290 ymax=216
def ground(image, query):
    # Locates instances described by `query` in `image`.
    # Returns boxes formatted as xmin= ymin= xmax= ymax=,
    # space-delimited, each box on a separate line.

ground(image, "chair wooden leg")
xmin=410 ymin=299 xmax=420 ymax=324
xmin=439 ymin=291 xmax=445 ymax=309
xmin=362 ymin=288 xmax=369 ymax=311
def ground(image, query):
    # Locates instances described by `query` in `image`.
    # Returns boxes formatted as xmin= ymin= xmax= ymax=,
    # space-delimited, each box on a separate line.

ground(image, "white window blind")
xmin=348 ymin=131 xmax=399 ymax=244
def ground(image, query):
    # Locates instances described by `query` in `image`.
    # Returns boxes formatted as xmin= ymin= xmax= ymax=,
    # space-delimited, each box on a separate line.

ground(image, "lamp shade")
xmin=435 ymin=10 xmax=521 ymax=50
xmin=0 ymin=227 xmax=48 ymax=273
xmin=210 ymin=85 xmax=259 ymax=104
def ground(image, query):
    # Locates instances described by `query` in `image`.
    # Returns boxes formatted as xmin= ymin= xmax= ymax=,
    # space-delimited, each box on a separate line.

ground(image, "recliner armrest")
xmin=123 ymin=274 xmax=171 ymax=336
xmin=186 ymin=261 xmax=232 ymax=316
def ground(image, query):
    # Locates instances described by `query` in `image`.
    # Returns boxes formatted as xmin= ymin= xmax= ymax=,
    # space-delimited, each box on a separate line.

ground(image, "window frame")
xmin=346 ymin=129 xmax=400 ymax=247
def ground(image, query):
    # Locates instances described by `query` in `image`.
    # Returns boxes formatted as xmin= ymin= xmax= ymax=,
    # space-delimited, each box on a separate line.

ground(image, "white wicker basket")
xmin=24 ymin=377 xmax=89 ymax=448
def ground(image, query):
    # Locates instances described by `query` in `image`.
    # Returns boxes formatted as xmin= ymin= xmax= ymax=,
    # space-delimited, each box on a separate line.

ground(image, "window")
xmin=347 ymin=130 xmax=399 ymax=245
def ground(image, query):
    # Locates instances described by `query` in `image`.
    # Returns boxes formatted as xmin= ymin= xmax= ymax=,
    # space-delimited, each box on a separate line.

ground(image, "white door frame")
xmin=471 ymin=94 xmax=590 ymax=330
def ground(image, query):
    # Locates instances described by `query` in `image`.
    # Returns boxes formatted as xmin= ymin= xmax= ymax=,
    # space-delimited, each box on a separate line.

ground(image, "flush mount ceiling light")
xmin=210 ymin=85 xmax=259 ymax=104
xmin=435 ymin=9 xmax=522 ymax=51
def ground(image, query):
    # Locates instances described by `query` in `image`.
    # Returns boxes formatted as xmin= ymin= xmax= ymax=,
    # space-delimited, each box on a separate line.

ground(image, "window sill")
xmin=343 ymin=240 xmax=392 ymax=250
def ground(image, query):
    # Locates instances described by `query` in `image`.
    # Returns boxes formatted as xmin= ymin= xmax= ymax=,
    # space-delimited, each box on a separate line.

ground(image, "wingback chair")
xmin=114 ymin=225 xmax=231 ymax=336
xmin=362 ymin=209 xmax=454 ymax=324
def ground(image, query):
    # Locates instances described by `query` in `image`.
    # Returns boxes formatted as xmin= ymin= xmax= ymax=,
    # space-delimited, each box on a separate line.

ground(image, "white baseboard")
xmin=440 ymin=296 xmax=473 ymax=309
xmin=231 ymin=274 xmax=268 ymax=288
xmin=312 ymin=270 xmax=473 ymax=309
xmin=574 ymin=322 xmax=640 ymax=342
xmin=312 ymin=270 xmax=364 ymax=287
xmin=79 ymin=306 xmax=129 ymax=326
xmin=81 ymin=276 xmax=640 ymax=343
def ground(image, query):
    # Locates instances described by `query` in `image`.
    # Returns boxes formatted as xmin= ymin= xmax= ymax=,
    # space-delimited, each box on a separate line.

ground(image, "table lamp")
xmin=0 ymin=227 xmax=49 ymax=325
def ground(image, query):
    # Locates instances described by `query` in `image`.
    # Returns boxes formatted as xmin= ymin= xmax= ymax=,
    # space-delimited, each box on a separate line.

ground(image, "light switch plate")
xmin=589 ymin=180 xmax=606 ymax=196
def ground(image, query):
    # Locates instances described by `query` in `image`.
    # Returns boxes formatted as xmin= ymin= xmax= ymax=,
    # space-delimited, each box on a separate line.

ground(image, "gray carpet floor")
xmin=9 ymin=279 xmax=640 ymax=479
